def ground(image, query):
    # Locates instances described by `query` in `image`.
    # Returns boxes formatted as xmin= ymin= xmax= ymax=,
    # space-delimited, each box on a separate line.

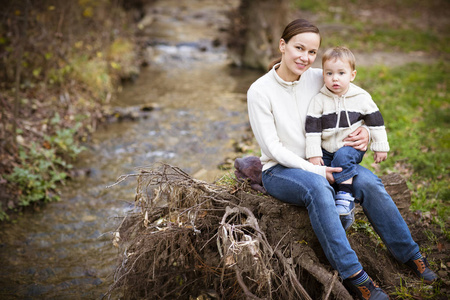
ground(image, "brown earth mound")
xmin=105 ymin=164 xmax=448 ymax=299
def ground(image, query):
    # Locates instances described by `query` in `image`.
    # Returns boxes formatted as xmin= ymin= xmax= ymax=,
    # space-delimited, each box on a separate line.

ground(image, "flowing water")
xmin=0 ymin=0 xmax=262 ymax=298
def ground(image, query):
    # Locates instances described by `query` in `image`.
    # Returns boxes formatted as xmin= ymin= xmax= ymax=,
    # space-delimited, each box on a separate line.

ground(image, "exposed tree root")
xmin=105 ymin=163 xmax=420 ymax=299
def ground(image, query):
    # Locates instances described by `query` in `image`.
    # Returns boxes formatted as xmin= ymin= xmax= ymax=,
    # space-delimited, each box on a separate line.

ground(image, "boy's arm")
xmin=362 ymin=94 xmax=390 ymax=153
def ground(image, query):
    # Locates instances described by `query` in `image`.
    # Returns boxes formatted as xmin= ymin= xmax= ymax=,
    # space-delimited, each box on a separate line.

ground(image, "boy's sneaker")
xmin=340 ymin=212 xmax=355 ymax=231
xmin=405 ymin=256 xmax=438 ymax=284
xmin=335 ymin=191 xmax=355 ymax=231
xmin=344 ymin=276 xmax=389 ymax=300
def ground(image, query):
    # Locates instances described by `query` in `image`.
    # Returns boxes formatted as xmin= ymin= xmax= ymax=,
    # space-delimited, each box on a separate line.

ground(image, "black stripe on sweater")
xmin=364 ymin=111 xmax=385 ymax=126
xmin=306 ymin=111 xmax=384 ymax=133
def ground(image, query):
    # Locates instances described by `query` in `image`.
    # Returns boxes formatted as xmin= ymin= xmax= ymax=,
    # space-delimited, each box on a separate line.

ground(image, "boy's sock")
xmin=338 ymin=183 xmax=353 ymax=195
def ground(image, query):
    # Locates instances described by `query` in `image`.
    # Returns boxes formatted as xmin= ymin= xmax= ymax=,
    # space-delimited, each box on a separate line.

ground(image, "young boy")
xmin=305 ymin=46 xmax=390 ymax=230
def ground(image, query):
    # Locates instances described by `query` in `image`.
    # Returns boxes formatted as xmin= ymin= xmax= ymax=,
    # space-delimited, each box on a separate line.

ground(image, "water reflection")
xmin=0 ymin=0 xmax=263 ymax=298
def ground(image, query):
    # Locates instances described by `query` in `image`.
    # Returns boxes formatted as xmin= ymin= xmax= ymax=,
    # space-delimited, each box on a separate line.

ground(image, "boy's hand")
xmin=309 ymin=157 xmax=324 ymax=166
xmin=374 ymin=152 xmax=388 ymax=163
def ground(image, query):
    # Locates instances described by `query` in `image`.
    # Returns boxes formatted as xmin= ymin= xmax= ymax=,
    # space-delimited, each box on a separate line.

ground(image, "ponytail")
xmin=268 ymin=57 xmax=282 ymax=71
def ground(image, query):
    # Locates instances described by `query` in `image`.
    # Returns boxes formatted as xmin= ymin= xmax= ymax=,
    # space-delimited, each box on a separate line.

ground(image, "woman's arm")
xmin=247 ymin=87 xmax=327 ymax=177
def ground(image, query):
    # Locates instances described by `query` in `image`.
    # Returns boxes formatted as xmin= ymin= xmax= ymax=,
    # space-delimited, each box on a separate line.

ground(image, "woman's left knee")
xmin=352 ymin=166 xmax=384 ymax=194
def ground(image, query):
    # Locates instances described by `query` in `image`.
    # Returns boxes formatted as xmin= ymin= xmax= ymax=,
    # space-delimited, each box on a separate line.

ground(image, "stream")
xmin=0 ymin=0 xmax=263 ymax=298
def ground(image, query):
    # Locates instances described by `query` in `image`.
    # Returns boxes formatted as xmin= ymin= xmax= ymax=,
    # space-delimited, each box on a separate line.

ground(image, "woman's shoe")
xmin=344 ymin=276 xmax=390 ymax=300
xmin=405 ymin=256 xmax=439 ymax=284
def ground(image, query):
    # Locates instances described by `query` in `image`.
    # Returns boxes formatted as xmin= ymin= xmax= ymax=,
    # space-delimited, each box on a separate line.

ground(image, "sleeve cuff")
xmin=370 ymin=141 xmax=390 ymax=152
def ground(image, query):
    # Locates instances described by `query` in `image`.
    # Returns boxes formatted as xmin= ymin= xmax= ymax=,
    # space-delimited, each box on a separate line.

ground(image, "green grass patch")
xmin=355 ymin=61 xmax=449 ymax=225
xmin=392 ymin=277 xmax=445 ymax=299
xmin=323 ymin=28 xmax=448 ymax=53
xmin=292 ymin=0 xmax=449 ymax=53
xmin=4 ymin=116 xmax=86 ymax=210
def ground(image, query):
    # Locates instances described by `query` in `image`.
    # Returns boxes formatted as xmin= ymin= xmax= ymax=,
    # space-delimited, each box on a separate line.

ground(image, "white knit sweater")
xmin=247 ymin=64 xmax=327 ymax=178
xmin=305 ymin=83 xmax=390 ymax=158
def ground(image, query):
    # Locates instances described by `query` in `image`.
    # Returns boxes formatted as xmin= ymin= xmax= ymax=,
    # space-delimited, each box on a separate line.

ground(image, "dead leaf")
xmin=113 ymin=232 xmax=120 ymax=248
xmin=43 ymin=140 xmax=51 ymax=149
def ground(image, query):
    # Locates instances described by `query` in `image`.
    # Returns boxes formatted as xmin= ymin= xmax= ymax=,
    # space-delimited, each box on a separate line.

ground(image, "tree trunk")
xmin=13 ymin=0 xmax=29 ymax=148
xmin=228 ymin=0 xmax=290 ymax=70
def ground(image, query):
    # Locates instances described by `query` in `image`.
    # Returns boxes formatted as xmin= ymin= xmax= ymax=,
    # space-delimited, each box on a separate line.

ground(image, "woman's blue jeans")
xmin=262 ymin=164 xmax=419 ymax=279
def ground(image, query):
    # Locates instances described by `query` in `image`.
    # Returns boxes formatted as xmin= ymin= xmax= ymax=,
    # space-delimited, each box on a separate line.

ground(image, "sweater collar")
xmin=271 ymin=63 xmax=304 ymax=89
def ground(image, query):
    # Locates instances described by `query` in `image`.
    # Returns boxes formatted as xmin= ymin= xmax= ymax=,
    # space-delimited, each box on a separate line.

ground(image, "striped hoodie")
xmin=305 ymin=83 xmax=389 ymax=158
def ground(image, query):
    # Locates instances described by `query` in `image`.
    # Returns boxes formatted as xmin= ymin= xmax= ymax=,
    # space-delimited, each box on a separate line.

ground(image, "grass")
xmin=293 ymin=0 xmax=449 ymax=53
xmin=355 ymin=61 xmax=449 ymax=233
xmin=291 ymin=0 xmax=449 ymax=234
xmin=323 ymin=28 xmax=448 ymax=53
xmin=392 ymin=277 xmax=444 ymax=299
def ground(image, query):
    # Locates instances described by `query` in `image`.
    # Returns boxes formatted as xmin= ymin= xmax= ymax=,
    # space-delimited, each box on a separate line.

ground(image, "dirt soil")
xmin=107 ymin=165 xmax=449 ymax=300
xmin=239 ymin=172 xmax=450 ymax=298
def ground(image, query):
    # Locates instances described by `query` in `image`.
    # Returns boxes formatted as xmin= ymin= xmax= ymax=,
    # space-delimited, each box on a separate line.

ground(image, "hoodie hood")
xmin=320 ymin=82 xmax=367 ymax=98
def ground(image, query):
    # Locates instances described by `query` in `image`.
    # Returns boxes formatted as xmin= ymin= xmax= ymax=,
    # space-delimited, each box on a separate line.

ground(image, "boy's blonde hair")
xmin=322 ymin=46 xmax=356 ymax=71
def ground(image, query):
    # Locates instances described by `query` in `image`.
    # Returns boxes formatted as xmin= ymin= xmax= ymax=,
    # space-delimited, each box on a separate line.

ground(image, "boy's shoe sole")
xmin=340 ymin=210 xmax=355 ymax=231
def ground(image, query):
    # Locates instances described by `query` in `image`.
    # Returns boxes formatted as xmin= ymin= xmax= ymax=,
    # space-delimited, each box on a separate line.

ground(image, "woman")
xmin=247 ymin=19 xmax=437 ymax=300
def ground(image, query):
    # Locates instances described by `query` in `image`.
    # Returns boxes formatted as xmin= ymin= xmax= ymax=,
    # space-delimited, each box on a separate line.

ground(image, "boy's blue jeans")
xmin=322 ymin=146 xmax=365 ymax=184
xmin=262 ymin=163 xmax=419 ymax=279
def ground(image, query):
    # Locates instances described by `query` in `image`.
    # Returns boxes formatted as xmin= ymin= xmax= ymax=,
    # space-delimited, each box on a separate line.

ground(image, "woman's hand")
xmin=309 ymin=157 xmax=324 ymax=166
xmin=344 ymin=127 xmax=369 ymax=151
xmin=325 ymin=167 xmax=342 ymax=184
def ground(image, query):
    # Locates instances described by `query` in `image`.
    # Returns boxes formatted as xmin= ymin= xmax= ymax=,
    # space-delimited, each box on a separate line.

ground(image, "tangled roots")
xmin=105 ymin=164 xmax=352 ymax=299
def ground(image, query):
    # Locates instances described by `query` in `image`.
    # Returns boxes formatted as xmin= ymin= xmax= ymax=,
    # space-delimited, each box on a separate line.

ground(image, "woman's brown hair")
xmin=268 ymin=19 xmax=321 ymax=70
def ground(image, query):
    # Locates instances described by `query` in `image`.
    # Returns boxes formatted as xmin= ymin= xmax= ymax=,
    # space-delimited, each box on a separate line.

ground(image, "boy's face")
xmin=323 ymin=58 xmax=357 ymax=96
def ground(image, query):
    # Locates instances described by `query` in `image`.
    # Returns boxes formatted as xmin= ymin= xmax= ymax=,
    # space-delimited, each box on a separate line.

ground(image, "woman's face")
xmin=278 ymin=32 xmax=320 ymax=82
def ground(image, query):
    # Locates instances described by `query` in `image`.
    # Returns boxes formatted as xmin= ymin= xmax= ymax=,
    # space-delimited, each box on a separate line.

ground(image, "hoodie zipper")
xmin=333 ymin=94 xmax=353 ymax=150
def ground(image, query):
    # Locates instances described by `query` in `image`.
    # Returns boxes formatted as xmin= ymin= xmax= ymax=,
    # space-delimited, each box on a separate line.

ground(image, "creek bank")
xmin=0 ymin=1 xmax=153 ymax=220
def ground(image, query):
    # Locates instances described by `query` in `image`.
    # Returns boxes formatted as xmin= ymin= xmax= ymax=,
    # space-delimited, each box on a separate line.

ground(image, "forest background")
xmin=0 ymin=0 xmax=448 ymax=242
